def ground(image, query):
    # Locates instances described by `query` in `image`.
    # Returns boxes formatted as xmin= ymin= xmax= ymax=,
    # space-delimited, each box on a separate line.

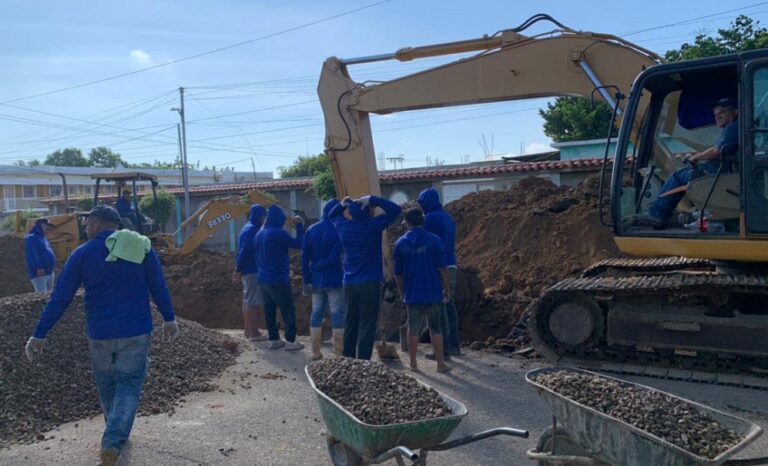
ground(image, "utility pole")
xmin=251 ymin=157 xmax=258 ymax=181
xmin=171 ymin=87 xmax=191 ymax=227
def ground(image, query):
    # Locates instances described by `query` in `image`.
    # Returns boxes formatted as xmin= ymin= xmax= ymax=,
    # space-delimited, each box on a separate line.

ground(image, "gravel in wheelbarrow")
xmin=308 ymin=358 xmax=451 ymax=425
xmin=531 ymin=369 xmax=743 ymax=459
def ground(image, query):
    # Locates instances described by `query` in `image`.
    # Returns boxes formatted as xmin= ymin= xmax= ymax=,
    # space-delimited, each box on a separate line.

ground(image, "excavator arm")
xmin=157 ymin=190 xmax=293 ymax=255
xmin=318 ymin=14 xmax=661 ymax=199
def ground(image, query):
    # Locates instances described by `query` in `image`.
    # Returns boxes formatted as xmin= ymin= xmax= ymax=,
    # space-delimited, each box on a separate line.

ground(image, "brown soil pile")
xmin=445 ymin=176 xmax=620 ymax=341
xmin=0 ymin=235 xmax=34 ymax=298
xmin=159 ymin=250 xmax=312 ymax=334
xmin=0 ymin=293 xmax=239 ymax=446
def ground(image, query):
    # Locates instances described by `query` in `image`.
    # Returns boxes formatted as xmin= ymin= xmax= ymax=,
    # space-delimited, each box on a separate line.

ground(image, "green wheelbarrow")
xmin=306 ymin=366 xmax=529 ymax=465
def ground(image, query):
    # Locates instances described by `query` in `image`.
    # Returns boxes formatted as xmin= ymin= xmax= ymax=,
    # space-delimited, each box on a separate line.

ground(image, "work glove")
xmin=25 ymin=337 xmax=46 ymax=363
xmin=162 ymin=320 xmax=180 ymax=343
xmin=357 ymin=195 xmax=371 ymax=207
xmin=341 ymin=196 xmax=352 ymax=207
xmin=302 ymin=284 xmax=313 ymax=296
xmin=293 ymin=215 xmax=304 ymax=225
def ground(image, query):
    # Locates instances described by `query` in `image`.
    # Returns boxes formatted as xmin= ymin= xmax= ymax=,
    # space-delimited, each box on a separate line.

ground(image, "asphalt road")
xmin=2 ymin=333 xmax=768 ymax=465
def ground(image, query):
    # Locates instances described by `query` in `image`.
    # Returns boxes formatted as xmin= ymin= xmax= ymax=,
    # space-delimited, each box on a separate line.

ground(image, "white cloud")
xmin=524 ymin=142 xmax=552 ymax=154
xmin=130 ymin=49 xmax=152 ymax=65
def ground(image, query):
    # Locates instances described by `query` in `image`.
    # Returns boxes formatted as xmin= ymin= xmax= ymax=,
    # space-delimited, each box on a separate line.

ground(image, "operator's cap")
xmin=714 ymin=97 xmax=737 ymax=109
xmin=85 ymin=205 xmax=122 ymax=224
xmin=35 ymin=218 xmax=53 ymax=226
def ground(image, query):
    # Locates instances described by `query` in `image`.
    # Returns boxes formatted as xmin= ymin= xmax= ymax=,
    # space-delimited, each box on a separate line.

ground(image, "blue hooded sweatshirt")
xmin=235 ymin=204 xmax=266 ymax=275
xmin=116 ymin=196 xmax=133 ymax=217
xmin=302 ymin=199 xmax=343 ymax=289
xmin=329 ymin=195 xmax=401 ymax=285
xmin=32 ymin=230 xmax=175 ymax=340
xmin=417 ymin=188 xmax=457 ymax=266
xmin=394 ymin=227 xmax=447 ymax=304
xmin=253 ymin=205 xmax=304 ymax=285
xmin=24 ymin=223 xmax=56 ymax=279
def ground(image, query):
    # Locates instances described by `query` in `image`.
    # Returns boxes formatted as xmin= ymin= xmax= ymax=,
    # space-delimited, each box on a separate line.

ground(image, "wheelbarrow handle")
xmin=526 ymin=448 xmax=599 ymax=465
xmin=370 ymin=445 xmax=418 ymax=464
xmin=426 ymin=427 xmax=529 ymax=452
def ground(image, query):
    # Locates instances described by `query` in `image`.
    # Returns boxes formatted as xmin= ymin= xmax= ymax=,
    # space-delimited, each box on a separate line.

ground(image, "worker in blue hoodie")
xmin=233 ymin=204 xmax=268 ymax=343
xmin=253 ymin=205 xmax=305 ymax=351
xmin=417 ymin=187 xmax=461 ymax=358
xmin=25 ymin=217 xmax=56 ymax=293
xmin=394 ymin=208 xmax=452 ymax=373
xmin=328 ymin=194 xmax=401 ymax=360
xmin=24 ymin=205 xmax=178 ymax=466
xmin=302 ymin=199 xmax=344 ymax=360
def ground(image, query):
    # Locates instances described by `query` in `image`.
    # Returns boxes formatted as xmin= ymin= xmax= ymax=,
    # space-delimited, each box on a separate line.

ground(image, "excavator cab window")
xmin=622 ymin=63 xmax=741 ymax=234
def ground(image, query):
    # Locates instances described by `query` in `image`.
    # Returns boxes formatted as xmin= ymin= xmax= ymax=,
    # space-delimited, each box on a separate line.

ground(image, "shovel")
xmin=375 ymin=304 xmax=400 ymax=361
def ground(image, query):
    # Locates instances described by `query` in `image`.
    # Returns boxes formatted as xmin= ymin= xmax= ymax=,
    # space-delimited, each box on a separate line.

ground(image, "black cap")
xmin=35 ymin=218 xmax=53 ymax=226
xmin=714 ymin=97 xmax=737 ymax=109
xmin=85 ymin=205 xmax=122 ymax=224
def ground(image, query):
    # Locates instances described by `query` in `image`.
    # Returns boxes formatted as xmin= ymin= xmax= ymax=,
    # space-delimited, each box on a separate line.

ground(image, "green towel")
xmin=105 ymin=230 xmax=151 ymax=264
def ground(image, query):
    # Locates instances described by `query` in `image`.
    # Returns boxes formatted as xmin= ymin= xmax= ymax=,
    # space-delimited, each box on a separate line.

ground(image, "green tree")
xmin=1 ymin=208 xmax=40 ymax=232
xmin=311 ymin=170 xmax=337 ymax=200
xmin=77 ymin=198 xmax=94 ymax=211
xmin=44 ymin=148 xmax=89 ymax=167
xmin=277 ymin=154 xmax=330 ymax=177
xmin=28 ymin=159 xmax=41 ymax=166
xmin=88 ymin=147 xmax=124 ymax=167
xmin=665 ymin=15 xmax=768 ymax=62
xmin=539 ymin=97 xmax=617 ymax=143
xmin=139 ymin=190 xmax=175 ymax=231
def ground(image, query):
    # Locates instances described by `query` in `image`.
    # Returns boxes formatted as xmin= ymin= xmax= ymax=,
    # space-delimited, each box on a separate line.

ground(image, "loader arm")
xmin=318 ymin=15 xmax=661 ymax=200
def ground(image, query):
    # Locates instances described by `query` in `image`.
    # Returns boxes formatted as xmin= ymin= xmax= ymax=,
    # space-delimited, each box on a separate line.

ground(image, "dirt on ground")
xmin=0 ymin=235 xmax=34 ymax=298
xmin=0 ymin=293 xmax=239 ymax=447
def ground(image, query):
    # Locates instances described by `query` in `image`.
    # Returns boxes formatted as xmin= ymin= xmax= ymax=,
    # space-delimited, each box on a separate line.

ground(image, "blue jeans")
xmin=343 ymin=281 xmax=381 ymax=360
xmin=649 ymin=161 xmax=723 ymax=220
xmin=310 ymin=288 xmax=345 ymax=329
xmin=261 ymin=283 xmax=297 ymax=342
xmin=89 ymin=333 xmax=151 ymax=451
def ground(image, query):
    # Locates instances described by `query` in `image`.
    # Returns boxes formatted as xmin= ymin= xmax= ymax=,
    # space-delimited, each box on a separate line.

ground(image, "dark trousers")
xmin=343 ymin=281 xmax=381 ymax=360
xmin=261 ymin=283 xmax=297 ymax=342
xmin=443 ymin=267 xmax=461 ymax=354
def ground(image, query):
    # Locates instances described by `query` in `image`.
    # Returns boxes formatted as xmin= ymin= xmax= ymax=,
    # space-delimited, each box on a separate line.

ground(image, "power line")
xmin=0 ymin=0 xmax=394 ymax=105
xmin=621 ymin=1 xmax=768 ymax=36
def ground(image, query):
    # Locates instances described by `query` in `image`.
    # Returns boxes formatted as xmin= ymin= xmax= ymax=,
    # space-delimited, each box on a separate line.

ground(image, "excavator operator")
xmin=632 ymin=97 xmax=739 ymax=229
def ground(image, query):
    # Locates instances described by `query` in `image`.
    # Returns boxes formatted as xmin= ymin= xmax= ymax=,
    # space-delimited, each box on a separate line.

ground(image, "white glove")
xmin=162 ymin=320 xmax=180 ymax=343
xmin=25 ymin=337 xmax=46 ymax=363
xmin=341 ymin=196 xmax=352 ymax=207
xmin=357 ymin=196 xmax=371 ymax=207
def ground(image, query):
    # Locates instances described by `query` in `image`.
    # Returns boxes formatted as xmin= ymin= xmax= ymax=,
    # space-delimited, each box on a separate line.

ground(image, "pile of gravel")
xmin=308 ymin=358 xmax=451 ymax=425
xmin=0 ymin=293 xmax=239 ymax=447
xmin=532 ymin=370 xmax=743 ymax=458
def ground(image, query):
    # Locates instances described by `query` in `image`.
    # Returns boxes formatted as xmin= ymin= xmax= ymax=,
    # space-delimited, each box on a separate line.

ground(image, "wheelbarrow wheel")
xmin=327 ymin=436 xmax=364 ymax=466
xmin=535 ymin=427 xmax=596 ymax=466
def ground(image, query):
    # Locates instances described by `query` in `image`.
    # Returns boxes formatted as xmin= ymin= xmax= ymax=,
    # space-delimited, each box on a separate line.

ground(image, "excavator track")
xmin=581 ymin=256 xmax=714 ymax=277
xmin=530 ymin=270 xmax=768 ymax=389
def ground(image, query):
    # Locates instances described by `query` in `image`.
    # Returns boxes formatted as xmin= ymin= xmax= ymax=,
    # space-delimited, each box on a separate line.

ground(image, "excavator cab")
xmin=610 ymin=51 xmax=768 ymax=262
xmin=92 ymin=172 xmax=161 ymax=235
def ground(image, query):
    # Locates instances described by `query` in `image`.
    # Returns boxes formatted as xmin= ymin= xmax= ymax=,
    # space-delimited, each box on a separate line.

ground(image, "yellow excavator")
xmin=318 ymin=14 xmax=768 ymax=386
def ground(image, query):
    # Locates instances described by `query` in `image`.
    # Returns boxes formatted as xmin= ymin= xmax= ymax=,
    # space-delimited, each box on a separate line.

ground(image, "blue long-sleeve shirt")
xmin=302 ymin=199 xmax=343 ymax=289
xmin=417 ymin=188 xmax=457 ymax=266
xmin=394 ymin=227 xmax=447 ymax=304
xmin=329 ymin=195 xmax=401 ymax=285
xmin=254 ymin=205 xmax=304 ymax=285
xmin=116 ymin=196 xmax=133 ymax=216
xmin=24 ymin=224 xmax=56 ymax=279
xmin=235 ymin=204 xmax=266 ymax=275
xmin=32 ymin=229 xmax=175 ymax=340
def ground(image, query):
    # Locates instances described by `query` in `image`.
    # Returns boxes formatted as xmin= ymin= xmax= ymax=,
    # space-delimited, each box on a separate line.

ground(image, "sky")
xmin=0 ymin=0 xmax=767 ymax=177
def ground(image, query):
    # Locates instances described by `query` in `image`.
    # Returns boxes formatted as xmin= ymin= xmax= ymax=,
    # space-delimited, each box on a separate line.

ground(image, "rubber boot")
xmin=310 ymin=327 xmax=323 ymax=361
xmin=332 ymin=329 xmax=344 ymax=356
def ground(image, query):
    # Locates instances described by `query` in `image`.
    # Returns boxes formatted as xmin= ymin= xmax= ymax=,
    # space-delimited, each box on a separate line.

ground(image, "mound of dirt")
xmin=0 ymin=235 xmax=34 ymax=298
xmin=160 ymin=250 xmax=312 ymax=334
xmin=0 ymin=293 xmax=239 ymax=446
xmin=446 ymin=176 xmax=621 ymax=339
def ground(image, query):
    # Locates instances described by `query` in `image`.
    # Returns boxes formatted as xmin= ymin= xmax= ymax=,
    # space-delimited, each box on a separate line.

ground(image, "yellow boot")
xmin=332 ymin=329 xmax=344 ymax=356
xmin=310 ymin=327 xmax=323 ymax=361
